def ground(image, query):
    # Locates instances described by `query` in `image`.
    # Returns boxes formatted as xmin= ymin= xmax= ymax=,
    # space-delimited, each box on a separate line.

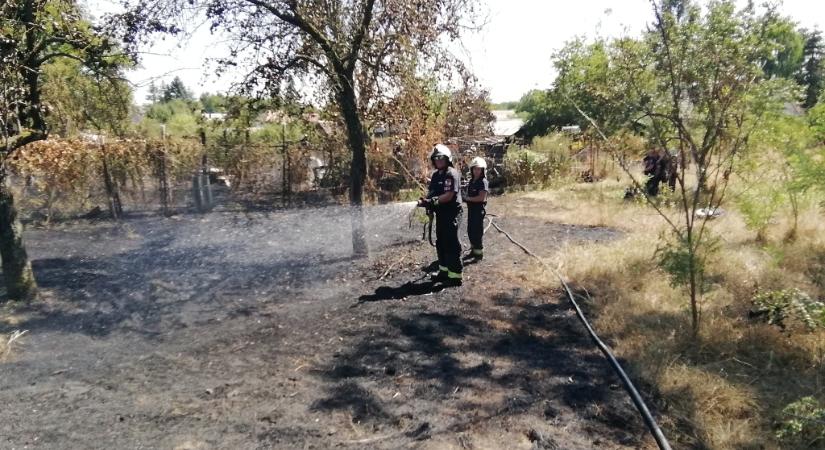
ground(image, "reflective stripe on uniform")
xmin=439 ymin=265 xmax=448 ymax=272
xmin=447 ymin=271 xmax=462 ymax=279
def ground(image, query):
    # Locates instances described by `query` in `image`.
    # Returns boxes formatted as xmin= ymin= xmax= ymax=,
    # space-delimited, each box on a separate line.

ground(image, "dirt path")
xmin=0 ymin=200 xmax=651 ymax=449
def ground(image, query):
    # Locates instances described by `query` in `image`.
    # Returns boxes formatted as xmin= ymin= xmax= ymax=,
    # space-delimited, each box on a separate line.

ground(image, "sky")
xmin=83 ymin=0 xmax=825 ymax=104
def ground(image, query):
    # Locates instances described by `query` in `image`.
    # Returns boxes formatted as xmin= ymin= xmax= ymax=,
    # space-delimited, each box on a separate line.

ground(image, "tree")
xmin=162 ymin=76 xmax=193 ymax=102
xmin=515 ymin=89 xmax=574 ymax=140
xmin=598 ymin=0 xmax=785 ymax=334
xmin=798 ymin=29 xmax=825 ymax=109
xmin=41 ymin=58 xmax=133 ymax=136
xmin=199 ymin=92 xmax=226 ymax=113
xmin=147 ymin=80 xmax=161 ymax=104
xmin=760 ymin=13 xmax=804 ymax=80
xmin=380 ymin=75 xmax=448 ymax=181
xmin=443 ymin=75 xmax=494 ymax=138
xmin=116 ymin=0 xmax=480 ymax=255
xmin=515 ymin=39 xmax=629 ymax=140
xmin=0 ymin=0 xmax=120 ymax=301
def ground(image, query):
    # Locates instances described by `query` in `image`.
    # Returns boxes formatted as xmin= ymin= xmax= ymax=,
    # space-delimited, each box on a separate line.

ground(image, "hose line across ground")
xmin=489 ymin=219 xmax=673 ymax=450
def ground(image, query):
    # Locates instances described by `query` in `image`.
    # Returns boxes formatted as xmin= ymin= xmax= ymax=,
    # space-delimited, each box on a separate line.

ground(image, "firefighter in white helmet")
xmin=463 ymin=156 xmax=489 ymax=261
xmin=417 ymin=144 xmax=463 ymax=286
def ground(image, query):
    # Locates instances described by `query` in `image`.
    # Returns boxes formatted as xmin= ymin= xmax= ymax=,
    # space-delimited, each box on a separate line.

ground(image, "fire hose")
xmin=490 ymin=219 xmax=673 ymax=450
xmin=426 ymin=210 xmax=434 ymax=247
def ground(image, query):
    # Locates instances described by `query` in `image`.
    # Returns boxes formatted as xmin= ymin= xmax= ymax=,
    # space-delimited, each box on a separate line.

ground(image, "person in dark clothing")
xmin=463 ymin=156 xmax=488 ymax=262
xmin=643 ymin=149 xmax=663 ymax=197
xmin=418 ymin=144 xmax=463 ymax=286
xmin=663 ymin=150 xmax=678 ymax=192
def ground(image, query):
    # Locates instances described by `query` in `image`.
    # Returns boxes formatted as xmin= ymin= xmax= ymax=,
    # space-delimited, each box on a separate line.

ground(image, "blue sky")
xmin=84 ymin=0 xmax=825 ymax=103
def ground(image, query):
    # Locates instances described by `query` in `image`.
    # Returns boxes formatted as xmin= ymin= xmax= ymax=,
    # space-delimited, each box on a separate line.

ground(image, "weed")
xmin=777 ymin=397 xmax=825 ymax=448
xmin=752 ymin=289 xmax=825 ymax=332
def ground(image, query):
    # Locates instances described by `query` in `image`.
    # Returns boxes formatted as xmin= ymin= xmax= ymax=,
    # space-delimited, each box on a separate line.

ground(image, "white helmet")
xmin=469 ymin=156 xmax=487 ymax=169
xmin=430 ymin=144 xmax=452 ymax=162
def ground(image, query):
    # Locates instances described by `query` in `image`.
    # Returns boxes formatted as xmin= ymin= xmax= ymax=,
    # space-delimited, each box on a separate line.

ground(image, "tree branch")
xmin=34 ymin=51 xmax=87 ymax=66
xmin=243 ymin=0 xmax=345 ymax=74
xmin=4 ymin=129 xmax=47 ymax=156
xmin=346 ymin=0 xmax=377 ymax=74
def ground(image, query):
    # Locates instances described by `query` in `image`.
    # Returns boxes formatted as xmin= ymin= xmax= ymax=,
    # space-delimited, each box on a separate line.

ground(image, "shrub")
xmin=776 ymin=397 xmax=825 ymax=448
xmin=504 ymin=134 xmax=572 ymax=187
xmin=736 ymin=183 xmax=783 ymax=242
xmin=752 ymin=288 xmax=825 ymax=332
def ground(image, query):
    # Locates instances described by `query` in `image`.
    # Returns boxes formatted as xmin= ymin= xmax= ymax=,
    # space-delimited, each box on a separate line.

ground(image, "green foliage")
xmin=760 ymin=12 xmax=805 ymax=80
xmin=140 ymin=99 xmax=201 ymax=138
xmin=776 ymin=397 xmax=825 ymax=447
xmin=810 ymin=101 xmax=825 ymax=143
xmin=504 ymin=134 xmax=572 ymax=187
xmin=655 ymin=233 xmax=718 ymax=294
xmin=798 ymin=29 xmax=825 ymax=109
xmin=162 ymin=76 xmax=193 ymax=102
xmin=753 ymin=289 xmax=825 ymax=332
xmin=200 ymin=93 xmax=226 ymax=113
xmin=1 ymin=0 xmax=125 ymax=154
xmin=736 ymin=185 xmax=783 ymax=241
xmin=41 ymin=58 xmax=133 ymax=136
xmin=740 ymin=96 xmax=825 ymax=239
xmin=515 ymin=38 xmax=628 ymax=139
xmin=145 ymin=99 xmax=197 ymax=123
xmin=490 ymin=100 xmax=518 ymax=110
xmin=165 ymin=113 xmax=200 ymax=137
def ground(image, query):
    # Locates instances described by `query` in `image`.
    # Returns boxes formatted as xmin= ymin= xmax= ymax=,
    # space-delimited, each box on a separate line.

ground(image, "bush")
xmin=504 ymin=134 xmax=572 ymax=187
xmin=777 ymin=397 xmax=825 ymax=448
xmin=736 ymin=183 xmax=783 ymax=242
xmin=752 ymin=288 xmax=825 ymax=332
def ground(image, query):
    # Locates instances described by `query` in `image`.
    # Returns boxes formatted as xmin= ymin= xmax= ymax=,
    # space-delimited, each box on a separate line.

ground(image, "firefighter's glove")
xmin=429 ymin=196 xmax=440 ymax=207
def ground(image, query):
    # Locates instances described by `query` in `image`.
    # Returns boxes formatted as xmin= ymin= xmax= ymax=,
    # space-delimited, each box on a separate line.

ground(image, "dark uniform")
xmin=643 ymin=151 xmax=677 ymax=196
xmin=427 ymin=167 xmax=463 ymax=280
xmin=465 ymin=177 xmax=488 ymax=258
xmin=643 ymin=152 xmax=662 ymax=196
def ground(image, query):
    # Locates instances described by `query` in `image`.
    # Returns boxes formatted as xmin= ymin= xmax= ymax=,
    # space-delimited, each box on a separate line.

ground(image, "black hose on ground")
xmin=490 ymin=220 xmax=673 ymax=450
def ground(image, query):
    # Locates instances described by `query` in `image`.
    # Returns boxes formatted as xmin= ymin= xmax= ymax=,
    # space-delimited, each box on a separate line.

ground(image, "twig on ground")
xmin=341 ymin=433 xmax=401 ymax=445
xmin=2 ymin=330 xmax=28 ymax=360
xmin=379 ymin=254 xmax=408 ymax=280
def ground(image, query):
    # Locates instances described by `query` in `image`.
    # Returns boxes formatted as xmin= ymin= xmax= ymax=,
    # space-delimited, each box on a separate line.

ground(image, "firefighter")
xmin=418 ymin=144 xmax=463 ymax=286
xmin=463 ymin=156 xmax=488 ymax=261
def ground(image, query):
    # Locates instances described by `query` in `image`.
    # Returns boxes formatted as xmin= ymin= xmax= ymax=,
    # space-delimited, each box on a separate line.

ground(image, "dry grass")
xmin=503 ymin=179 xmax=825 ymax=450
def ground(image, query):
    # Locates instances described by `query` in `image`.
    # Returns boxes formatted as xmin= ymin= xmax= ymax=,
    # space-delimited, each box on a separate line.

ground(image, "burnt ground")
xmin=0 ymin=197 xmax=653 ymax=450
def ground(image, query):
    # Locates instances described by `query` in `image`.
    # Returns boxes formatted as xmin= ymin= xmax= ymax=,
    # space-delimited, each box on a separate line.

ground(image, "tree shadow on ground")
xmin=312 ymin=288 xmax=647 ymax=445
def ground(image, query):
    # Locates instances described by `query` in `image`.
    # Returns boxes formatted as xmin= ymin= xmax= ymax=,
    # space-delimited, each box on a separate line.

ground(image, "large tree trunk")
xmin=338 ymin=85 xmax=369 ymax=257
xmin=0 ymin=169 xmax=37 ymax=301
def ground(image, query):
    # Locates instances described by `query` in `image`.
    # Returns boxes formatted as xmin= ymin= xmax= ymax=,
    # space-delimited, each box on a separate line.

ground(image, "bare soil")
xmin=0 ymin=197 xmax=653 ymax=449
